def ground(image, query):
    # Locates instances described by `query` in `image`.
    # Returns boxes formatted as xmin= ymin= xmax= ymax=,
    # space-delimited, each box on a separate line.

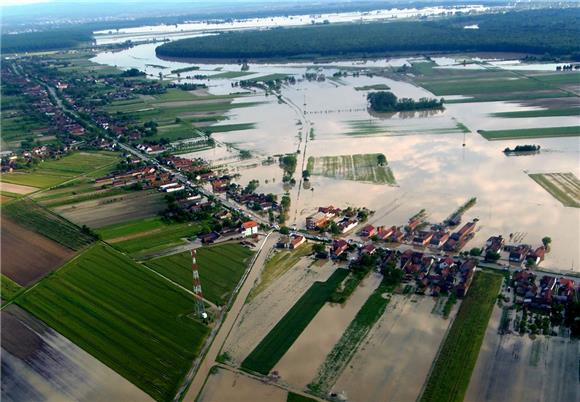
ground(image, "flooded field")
xmin=333 ymin=294 xmax=457 ymax=402
xmin=1 ymin=305 xmax=151 ymax=402
xmin=466 ymin=305 xmax=580 ymax=402
xmin=274 ymin=273 xmax=382 ymax=388
xmin=91 ymin=41 xmax=580 ymax=271
xmin=222 ymin=256 xmax=337 ymax=365
xmin=198 ymin=367 xmax=286 ymax=402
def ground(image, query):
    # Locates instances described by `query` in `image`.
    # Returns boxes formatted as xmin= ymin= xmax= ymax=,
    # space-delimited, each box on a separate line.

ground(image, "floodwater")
xmin=92 ymin=41 xmax=580 ymax=271
xmin=273 ymin=272 xmax=382 ymax=388
xmin=333 ymin=294 xmax=456 ymax=402
xmin=93 ymin=5 xmax=490 ymax=45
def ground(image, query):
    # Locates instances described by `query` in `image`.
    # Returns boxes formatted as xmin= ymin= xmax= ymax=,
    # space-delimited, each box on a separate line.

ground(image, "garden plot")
xmin=197 ymin=368 xmax=286 ymax=402
xmin=0 ymin=181 xmax=38 ymax=194
xmin=466 ymin=305 xmax=579 ymax=402
xmin=306 ymin=154 xmax=395 ymax=185
xmin=529 ymin=172 xmax=580 ymax=208
xmin=222 ymin=258 xmax=336 ymax=365
xmin=333 ymin=295 xmax=456 ymax=402
xmin=1 ymin=305 xmax=152 ymax=402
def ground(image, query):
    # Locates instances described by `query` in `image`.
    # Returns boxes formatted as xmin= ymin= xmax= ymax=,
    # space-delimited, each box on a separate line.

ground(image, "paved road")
xmin=180 ymin=231 xmax=279 ymax=402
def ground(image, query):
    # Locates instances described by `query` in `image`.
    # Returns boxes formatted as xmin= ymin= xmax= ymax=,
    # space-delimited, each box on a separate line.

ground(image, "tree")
xmin=302 ymin=169 xmax=311 ymax=180
xmin=377 ymin=154 xmax=387 ymax=166
xmin=279 ymin=226 xmax=290 ymax=235
xmin=542 ymin=236 xmax=552 ymax=248
xmin=485 ymin=251 xmax=501 ymax=262
xmin=312 ymin=243 xmax=326 ymax=255
xmin=469 ymin=247 xmax=482 ymax=256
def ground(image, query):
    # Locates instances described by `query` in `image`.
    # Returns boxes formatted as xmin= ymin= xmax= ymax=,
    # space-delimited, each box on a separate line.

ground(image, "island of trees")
xmin=503 ymin=145 xmax=541 ymax=154
xmin=367 ymin=91 xmax=444 ymax=113
xmin=155 ymin=9 xmax=580 ymax=61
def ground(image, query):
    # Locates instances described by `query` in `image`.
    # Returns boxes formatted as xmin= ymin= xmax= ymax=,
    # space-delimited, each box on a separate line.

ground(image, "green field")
xmin=420 ymin=271 xmax=503 ymax=402
xmin=309 ymin=280 xmax=394 ymax=395
xmin=145 ymin=244 xmax=254 ymax=305
xmin=492 ymin=107 xmax=580 ymax=118
xmin=287 ymin=392 xmax=318 ymax=402
xmin=529 ymin=172 xmax=580 ymax=208
xmin=16 ymin=243 xmax=210 ymax=401
xmin=242 ymin=268 xmax=349 ymax=375
xmin=248 ymin=73 xmax=290 ymax=82
xmin=1 ymin=274 xmax=23 ymax=301
xmin=248 ymin=245 xmax=313 ymax=301
xmin=478 ymin=125 xmax=580 ymax=140
xmin=306 ymin=153 xmax=396 ymax=185
xmin=2 ymin=199 xmax=94 ymax=250
xmin=204 ymin=122 xmax=256 ymax=133
xmin=419 ymin=76 xmax=552 ymax=96
xmin=445 ymin=91 xmax=573 ymax=104
xmin=210 ymin=71 xmax=255 ymax=79
xmin=344 ymin=119 xmax=465 ymax=137
xmin=98 ymin=217 xmax=210 ymax=257
xmin=0 ymin=151 xmax=119 ymax=188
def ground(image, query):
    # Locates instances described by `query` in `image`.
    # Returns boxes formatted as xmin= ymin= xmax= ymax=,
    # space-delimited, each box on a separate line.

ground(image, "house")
xmin=211 ymin=179 xmax=228 ymax=193
xmin=360 ymin=224 xmax=375 ymax=237
xmin=306 ymin=212 xmax=328 ymax=230
xmin=389 ymin=229 xmax=405 ymax=243
xmin=331 ymin=239 xmax=349 ymax=258
xmin=412 ymin=231 xmax=434 ymax=247
xmin=338 ymin=217 xmax=358 ymax=233
xmin=527 ymin=246 xmax=546 ymax=265
xmin=509 ymin=244 xmax=531 ymax=263
xmin=376 ymin=225 xmax=396 ymax=240
xmin=360 ymin=244 xmax=376 ymax=255
xmin=200 ymin=232 xmax=220 ymax=244
xmin=241 ymin=221 xmax=258 ymax=237
xmin=318 ymin=205 xmax=341 ymax=217
xmin=429 ymin=231 xmax=449 ymax=249
xmin=450 ymin=220 xmax=476 ymax=241
xmin=290 ymin=235 xmax=306 ymax=250
xmin=485 ymin=235 xmax=505 ymax=254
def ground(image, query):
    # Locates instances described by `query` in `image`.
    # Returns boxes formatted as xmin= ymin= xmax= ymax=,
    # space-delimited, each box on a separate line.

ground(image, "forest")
xmin=156 ymin=9 xmax=580 ymax=60
xmin=1 ymin=28 xmax=94 ymax=53
xmin=367 ymin=91 xmax=444 ymax=112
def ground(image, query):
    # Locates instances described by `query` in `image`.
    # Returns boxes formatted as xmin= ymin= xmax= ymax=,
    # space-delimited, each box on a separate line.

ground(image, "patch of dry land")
xmin=1 ymin=218 xmax=74 ymax=286
xmin=198 ymin=368 xmax=286 ymax=402
xmin=306 ymin=153 xmax=396 ymax=185
xmin=529 ymin=172 xmax=580 ymax=208
xmin=222 ymin=257 xmax=336 ymax=365
xmin=54 ymin=190 xmax=166 ymax=228
xmin=0 ymin=181 xmax=38 ymax=194
xmin=332 ymin=294 xmax=457 ymax=402
xmin=466 ymin=304 xmax=579 ymax=402
xmin=274 ymin=273 xmax=382 ymax=389
xmin=1 ymin=305 xmax=152 ymax=402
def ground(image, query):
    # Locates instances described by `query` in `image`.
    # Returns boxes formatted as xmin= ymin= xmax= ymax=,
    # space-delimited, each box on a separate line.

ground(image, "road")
xmin=180 ymin=231 xmax=279 ymax=402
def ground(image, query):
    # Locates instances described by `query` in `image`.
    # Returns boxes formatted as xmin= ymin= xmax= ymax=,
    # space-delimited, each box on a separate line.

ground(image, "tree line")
xmin=156 ymin=9 xmax=580 ymax=60
xmin=367 ymin=91 xmax=444 ymax=113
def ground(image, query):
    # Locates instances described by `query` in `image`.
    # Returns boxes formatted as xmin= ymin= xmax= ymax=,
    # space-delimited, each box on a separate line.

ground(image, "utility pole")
xmin=191 ymin=249 xmax=207 ymax=319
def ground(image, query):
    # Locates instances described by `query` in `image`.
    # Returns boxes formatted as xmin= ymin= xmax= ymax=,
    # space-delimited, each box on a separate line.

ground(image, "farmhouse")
xmin=360 ymin=224 xmax=375 ymax=237
xmin=306 ymin=212 xmax=328 ymax=230
xmin=338 ymin=217 xmax=358 ymax=233
xmin=331 ymin=239 xmax=349 ymax=258
xmin=241 ymin=221 xmax=258 ymax=237
xmin=290 ymin=235 xmax=306 ymax=250
xmin=376 ymin=225 xmax=396 ymax=240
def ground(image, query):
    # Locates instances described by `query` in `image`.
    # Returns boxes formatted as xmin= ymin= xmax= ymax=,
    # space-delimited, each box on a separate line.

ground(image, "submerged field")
xmin=242 ymin=268 xmax=349 ymax=375
xmin=15 ymin=243 xmax=210 ymax=401
xmin=478 ymin=125 xmax=580 ymax=140
xmin=420 ymin=271 xmax=503 ymax=402
xmin=529 ymin=172 xmax=580 ymax=208
xmin=307 ymin=153 xmax=395 ymax=185
xmin=145 ymin=243 xmax=254 ymax=305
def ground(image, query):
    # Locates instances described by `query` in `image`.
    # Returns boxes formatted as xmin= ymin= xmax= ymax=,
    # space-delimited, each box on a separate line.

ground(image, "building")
xmin=331 ymin=239 xmax=348 ymax=258
xmin=290 ymin=235 xmax=306 ymax=250
xmin=306 ymin=212 xmax=328 ymax=230
xmin=376 ymin=225 xmax=396 ymax=240
xmin=241 ymin=221 xmax=258 ymax=237
xmin=412 ymin=231 xmax=434 ymax=247
xmin=450 ymin=220 xmax=476 ymax=242
xmin=360 ymin=224 xmax=375 ymax=237
xmin=338 ymin=217 xmax=358 ymax=233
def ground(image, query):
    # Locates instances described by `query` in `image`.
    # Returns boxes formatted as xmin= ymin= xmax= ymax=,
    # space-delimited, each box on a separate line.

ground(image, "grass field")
xmin=478 ymin=125 xmax=580 ymax=140
xmin=16 ymin=243 xmax=210 ymax=401
xmin=492 ymin=107 xmax=580 ymax=118
xmin=2 ymin=199 xmax=94 ymax=250
xmin=419 ymin=77 xmax=552 ymax=96
xmin=98 ymin=217 xmax=209 ymax=257
xmin=145 ymin=244 xmax=254 ymax=305
xmin=0 ymin=151 xmax=119 ymax=188
xmin=529 ymin=172 xmax=580 ymax=208
xmin=307 ymin=153 xmax=396 ymax=185
xmin=308 ymin=280 xmax=394 ymax=395
xmin=241 ymin=268 xmax=349 ymax=375
xmin=210 ymin=71 xmax=255 ymax=79
xmin=344 ymin=119 xmax=465 ymax=137
xmin=287 ymin=392 xmax=318 ymax=402
xmin=1 ymin=274 xmax=23 ymax=301
xmin=420 ymin=271 xmax=503 ymax=402
xmin=249 ymin=245 xmax=313 ymax=301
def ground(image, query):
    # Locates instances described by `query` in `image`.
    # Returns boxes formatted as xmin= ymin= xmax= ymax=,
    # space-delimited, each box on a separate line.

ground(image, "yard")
xmin=15 ymin=243 xmax=210 ymax=402
xmin=145 ymin=243 xmax=254 ymax=305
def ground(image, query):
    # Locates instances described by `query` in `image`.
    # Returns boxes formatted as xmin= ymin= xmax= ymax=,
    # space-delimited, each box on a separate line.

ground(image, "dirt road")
xmin=180 ymin=232 xmax=279 ymax=402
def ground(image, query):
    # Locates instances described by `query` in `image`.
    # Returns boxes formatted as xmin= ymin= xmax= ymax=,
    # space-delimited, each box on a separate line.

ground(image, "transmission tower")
xmin=190 ymin=249 xmax=207 ymax=319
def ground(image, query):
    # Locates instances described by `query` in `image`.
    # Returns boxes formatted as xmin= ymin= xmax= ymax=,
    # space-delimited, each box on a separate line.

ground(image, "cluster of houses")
xmin=511 ymin=269 xmax=577 ymax=311
xmin=95 ymin=165 xmax=173 ymax=190
xmin=223 ymin=183 xmax=280 ymax=213
xmin=355 ymin=218 xmax=477 ymax=253
xmin=484 ymin=235 xmax=547 ymax=267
